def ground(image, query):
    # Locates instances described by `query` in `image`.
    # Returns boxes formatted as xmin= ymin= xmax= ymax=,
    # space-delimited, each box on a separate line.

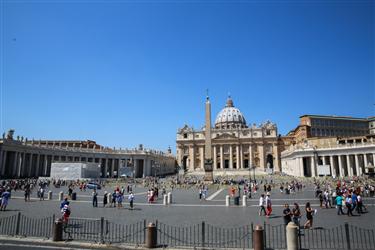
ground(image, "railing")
xmin=0 ymin=212 xmax=374 ymax=249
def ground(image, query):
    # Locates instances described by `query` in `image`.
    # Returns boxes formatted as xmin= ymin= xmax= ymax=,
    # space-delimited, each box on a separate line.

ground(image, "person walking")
xmin=61 ymin=204 xmax=71 ymax=224
xmin=103 ymin=192 xmax=108 ymax=207
xmin=0 ymin=190 xmax=10 ymax=211
xmin=128 ymin=192 xmax=135 ymax=210
xmin=265 ymin=193 xmax=272 ymax=217
xmin=292 ymin=203 xmax=301 ymax=227
xmin=336 ymin=193 xmax=344 ymax=215
xmin=258 ymin=194 xmax=266 ymax=216
xmin=345 ymin=195 xmax=353 ymax=216
xmin=92 ymin=189 xmax=98 ymax=207
xmin=283 ymin=204 xmax=292 ymax=226
xmin=304 ymin=202 xmax=314 ymax=229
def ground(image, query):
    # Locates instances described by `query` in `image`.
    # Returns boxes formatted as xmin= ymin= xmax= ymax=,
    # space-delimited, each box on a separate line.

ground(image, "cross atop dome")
xmin=226 ymin=94 xmax=234 ymax=107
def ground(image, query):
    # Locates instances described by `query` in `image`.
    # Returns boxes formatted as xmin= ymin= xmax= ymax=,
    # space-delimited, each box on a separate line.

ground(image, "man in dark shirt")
xmin=283 ymin=204 xmax=292 ymax=226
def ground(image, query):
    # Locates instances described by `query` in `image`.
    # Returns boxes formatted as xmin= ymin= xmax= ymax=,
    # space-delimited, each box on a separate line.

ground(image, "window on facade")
xmin=183 ymin=133 xmax=187 ymax=138
xmin=266 ymin=130 xmax=271 ymax=135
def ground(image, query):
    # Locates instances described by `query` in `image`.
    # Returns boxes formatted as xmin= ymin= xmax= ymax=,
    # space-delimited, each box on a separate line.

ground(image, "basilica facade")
xmin=176 ymin=96 xmax=285 ymax=175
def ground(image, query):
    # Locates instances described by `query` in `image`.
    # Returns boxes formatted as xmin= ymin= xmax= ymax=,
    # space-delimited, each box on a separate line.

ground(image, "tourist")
xmin=0 ymin=190 xmax=10 ymax=211
xmin=60 ymin=197 xmax=69 ymax=209
xmin=265 ymin=192 xmax=272 ymax=217
xmin=199 ymin=187 xmax=203 ymax=200
xmin=356 ymin=193 xmax=363 ymax=214
xmin=304 ymin=202 xmax=314 ymax=229
xmin=117 ymin=191 xmax=123 ymax=208
xmin=345 ymin=195 xmax=353 ymax=216
xmin=128 ymin=192 xmax=135 ymax=210
xmin=61 ymin=204 xmax=71 ymax=224
xmin=103 ymin=192 xmax=108 ymax=207
xmin=292 ymin=203 xmax=301 ymax=226
xmin=283 ymin=204 xmax=292 ymax=226
xmin=92 ymin=189 xmax=98 ymax=207
xmin=335 ymin=193 xmax=344 ymax=215
xmin=258 ymin=194 xmax=266 ymax=216
xmin=39 ymin=186 xmax=44 ymax=201
xmin=111 ymin=191 xmax=116 ymax=207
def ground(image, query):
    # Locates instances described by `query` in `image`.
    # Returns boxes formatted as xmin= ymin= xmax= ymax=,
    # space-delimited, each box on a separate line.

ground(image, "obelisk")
xmin=204 ymin=94 xmax=214 ymax=182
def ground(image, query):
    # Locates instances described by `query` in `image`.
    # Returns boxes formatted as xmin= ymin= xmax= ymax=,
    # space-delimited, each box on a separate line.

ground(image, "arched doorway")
xmin=182 ymin=156 xmax=188 ymax=172
xmin=266 ymin=154 xmax=274 ymax=169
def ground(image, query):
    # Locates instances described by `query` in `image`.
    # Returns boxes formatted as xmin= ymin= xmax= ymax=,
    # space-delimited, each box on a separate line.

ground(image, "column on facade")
xmin=133 ymin=159 xmax=138 ymax=178
xmin=105 ymin=158 xmax=109 ymax=177
xmin=229 ymin=145 xmax=233 ymax=169
xmin=111 ymin=158 xmax=115 ymax=177
xmin=213 ymin=146 xmax=217 ymax=170
xmin=199 ymin=147 xmax=204 ymax=169
xmin=329 ymin=156 xmax=335 ymax=177
xmin=364 ymin=154 xmax=368 ymax=173
xmin=338 ymin=155 xmax=344 ymax=177
xmin=0 ymin=150 xmax=6 ymax=176
xmin=322 ymin=156 xmax=326 ymax=165
xmin=354 ymin=154 xmax=360 ymax=176
xmin=27 ymin=154 xmax=33 ymax=177
xmin=12 ymin=152 xmax=19 ymax=177
xmin=43 ymin=155 xmax=48 ymax=176
xmin=20 ymin=152 xmax=26 ymax=177
xmin=220 ymin=145 xmax=224 ymax=169
xmin=258 ymin=145 xmax=265 ymax=170
xmin=311 ymin=156 xmax=316 ymax=177
xmin=189 ymin=146 xmax=195 ymax=171
xmin=239 ymin=144 xmax=243 ymax=169
xmin=273 ymin=144 xmax=279 ymax=172
xmin=236 ymin=145 xmax=240 ymax=169
xmin=248 ymin=144 xmax=253 ymax=167
xmin=346 ymin=155 xmax=353 ymax=177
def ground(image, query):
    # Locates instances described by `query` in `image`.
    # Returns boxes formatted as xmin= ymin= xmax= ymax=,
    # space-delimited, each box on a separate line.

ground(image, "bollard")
xmin=52 ymin=219 xmax=63 ymax=241
xmin=167 ymin=192 xmax=172 ymax=204
xmin=58 ymin=191 xmax=64 ymax=201
xmin=48 ymin=191 xmax=53 ymax=200
xmin=242 ymin=195 xmax=247 ymax=207
xmin=225 ymin=195 xmax=230 ymax=206
xmin=253 ymin=224 xmax=264 ymax=250
xmin=107 ymin=192 xmax=112 ymax=205
xmin=146 ymin=222 xmax=157 ymax=248
xmin=163 ymin=195 xmax=168 ymax=205
xmin=286 ymin=222 xmax=298 ymax=250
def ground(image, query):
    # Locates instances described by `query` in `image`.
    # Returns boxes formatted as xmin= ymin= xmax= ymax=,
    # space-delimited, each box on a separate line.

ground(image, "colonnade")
xmin=185 ymin=142 xmax=280 ymax=172
xmin=299 ymin=153 xmax=375 ymax=177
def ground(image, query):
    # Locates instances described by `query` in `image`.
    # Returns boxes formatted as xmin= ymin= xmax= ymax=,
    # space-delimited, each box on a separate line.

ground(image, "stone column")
xmin=20 ymin=152 xmax=26 ymax=177
xmin=248 ymin=144 xmax=253 ymax=167
xmin=104 ymin=158 xmax=109 ymax=177
xmin=311 ymin=156 xmax=316 ymax=177
xmin=213 ymin=146 xmax=217 ymax=170
xmin=338 ymin=155 xmax=343 ymax=177
xmin=236 ymin=145 xmax=240 ymax=169
xmin=346 ymin=155 xmax=353 ymax=177
xmin=355 ymin=154 xmax=360 ymax=176
xmin=330 ymin=155 xmax=335 ymax=177
xmin=28 ymin=154 xmax=33 ymax=177
xmin=0 ymin=150 xmax=6 ymax=176
xmin=273 ymin=144 xmax=279 ymax=172
xmin=43 ymin=155 xmax=48 ymax=176
xmin=364 ymin=154 xmax=368 ymax=173
xmin=239 ymin=145 xmax=243 ymax=169
xmin=322 ymin=156 xmax=326 ymax=165
xmin=200 ymin=147 xmax=204 ymax=169
xmin=229 ymin=145 xmax=233 ymax=169
xmin=12 ymin=152 xmax=19 ymax=177
xmin=258 ymin=145 xmax=265 ymax=170
xmin=111 ymin=158 xmax=115 ymax=177
xmin=189 ymin=146 xmax=195 ymax=171
xmin=220 ymin=145 xmax=224 ymax=169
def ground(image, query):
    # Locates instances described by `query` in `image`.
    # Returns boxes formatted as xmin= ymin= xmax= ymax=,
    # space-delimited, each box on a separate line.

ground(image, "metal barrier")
xmin=156 ymin=221 xmax=253 ymax=249
xmin=0 ymin=213 xmax=373 ymax=249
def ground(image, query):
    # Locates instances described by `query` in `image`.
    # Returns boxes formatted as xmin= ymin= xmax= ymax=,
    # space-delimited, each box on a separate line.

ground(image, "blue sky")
xmin=1 ymin=0 xmax=374 ymax=152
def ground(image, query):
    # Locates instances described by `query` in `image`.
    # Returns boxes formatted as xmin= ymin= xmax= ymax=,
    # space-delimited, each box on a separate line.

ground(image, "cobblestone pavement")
xmin=1 ymin=184 xmax=374 ymax=229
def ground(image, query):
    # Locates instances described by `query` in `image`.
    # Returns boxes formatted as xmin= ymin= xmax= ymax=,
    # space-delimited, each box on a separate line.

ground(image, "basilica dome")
xmin=214 ymin=97 xmax=247 ymax=129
